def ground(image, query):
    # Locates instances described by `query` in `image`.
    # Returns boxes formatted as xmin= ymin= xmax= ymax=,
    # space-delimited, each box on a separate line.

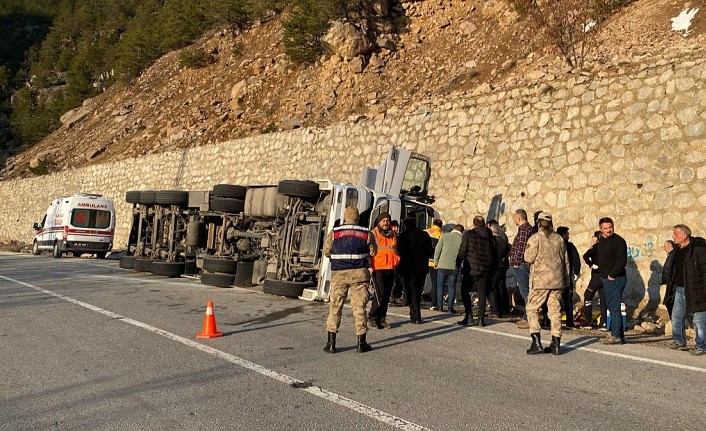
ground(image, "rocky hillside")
xmin=2 ymin=0 xmax=704 ymax=179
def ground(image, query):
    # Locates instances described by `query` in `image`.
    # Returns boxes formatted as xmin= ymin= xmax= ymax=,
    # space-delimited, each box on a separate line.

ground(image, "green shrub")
xmin=179 ymin=48 xmax=215 ymax=69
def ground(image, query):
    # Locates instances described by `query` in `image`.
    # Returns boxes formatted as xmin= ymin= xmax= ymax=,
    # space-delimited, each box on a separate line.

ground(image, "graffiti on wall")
xmin=627 ymin=235 xmax=657 ymax=261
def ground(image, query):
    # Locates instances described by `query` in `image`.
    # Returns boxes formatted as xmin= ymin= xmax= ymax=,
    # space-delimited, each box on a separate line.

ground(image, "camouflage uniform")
xmin=323 ymin=229 xmax=377 ymax=336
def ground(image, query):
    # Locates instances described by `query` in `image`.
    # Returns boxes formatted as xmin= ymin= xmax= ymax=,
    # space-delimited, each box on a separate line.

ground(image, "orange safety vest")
xmin=371 ymin=227 xmax=400 ymax=270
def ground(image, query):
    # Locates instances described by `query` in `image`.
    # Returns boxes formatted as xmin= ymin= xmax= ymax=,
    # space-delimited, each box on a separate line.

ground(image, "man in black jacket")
xmin=458 ymin=215 xmax=496 ymax=327
xmin=661 ymin=240 xmax=675 ymax=316
xmin=665 ymin=225 xmax=706 ymax=355
xmin=557 ymin=226 xmax=581 ymax=328
xmin=595 ymin=217 xmax=628 ymax=345
xmin=397 ymin=217 xmax=432 ymax=324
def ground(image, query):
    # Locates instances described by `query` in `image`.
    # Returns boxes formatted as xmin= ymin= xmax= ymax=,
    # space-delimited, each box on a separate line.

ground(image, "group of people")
xmin=321 ymin=205 xmax=706 ymax=357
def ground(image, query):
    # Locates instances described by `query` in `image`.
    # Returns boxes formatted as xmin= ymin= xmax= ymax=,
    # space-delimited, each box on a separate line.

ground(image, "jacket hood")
xmin=472 ymin=226 xmax=491 ymax=238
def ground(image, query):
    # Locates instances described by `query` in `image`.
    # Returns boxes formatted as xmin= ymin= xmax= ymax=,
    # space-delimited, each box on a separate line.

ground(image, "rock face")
xmin=321 ymin=21 xmax=374 ymax=59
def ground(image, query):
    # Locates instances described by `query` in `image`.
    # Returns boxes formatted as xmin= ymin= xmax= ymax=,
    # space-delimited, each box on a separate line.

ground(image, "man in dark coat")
xmin=557 ymin=226 xmax=581 ymax=328
xmin=661 ymin=240 xmax=675 ymax=316
xmin=665 ymin=224 xmax=706 ymax=355
xmin=397 ymin=217 xmax=433 ymax=324
xmin=488 ymin=220 xmax=511 ymax=317
xmin=458 ymin=215 xmax=496 ymax=326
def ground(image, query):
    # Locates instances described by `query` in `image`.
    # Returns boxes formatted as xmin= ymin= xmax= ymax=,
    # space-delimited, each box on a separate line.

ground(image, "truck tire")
xmin=139 ymin=191 xmax=158 ymax=205
xmin=210 ymin=197 xmax=245 ymax=213
xmin=32 ymin=241 xmax=41 ymax=256
xmin=186 ymin=221 xmax=201 ymax=246
xmin=184 ymin=260 xmax=197 ymax=275
xmin=119 ymin=256 xmax=136 ymax=269
xmin=212 ymin=184 xmax=247 ymax=199
xmin=125 ymin=191 xmax=142 ymax=204
xmin=52 ymin=242 xmax=62 ymax=258
xmin=156 ymin=190 xmax=188 ymax=206
xmin=277 ymin=180 xmax=320 ymax=199
xmin=234 ymin=261 xmax=254 ymax=286
xmin=151 ymin=261 xmax=185 ymax=277
xmin=262 ymin=278 xmax=313 ymax=298
xmin=203 ymin=257 xmax=238 ymax=274
xmin=200 ymin=272 xmax=235 ymax=288
xmin=134 ymin=257 xmax=154 ymax=272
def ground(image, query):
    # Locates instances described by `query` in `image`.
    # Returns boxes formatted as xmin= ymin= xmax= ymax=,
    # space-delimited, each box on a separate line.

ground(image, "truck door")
xmin=360 ymin=146 xmax=432 ymax=198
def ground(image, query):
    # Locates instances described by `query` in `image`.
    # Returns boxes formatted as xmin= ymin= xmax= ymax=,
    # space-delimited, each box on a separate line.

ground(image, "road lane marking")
xmin=0 ymin=275 xmax=431 ymax=431
xmin=382 ymin=310 xmax=706 ymax=374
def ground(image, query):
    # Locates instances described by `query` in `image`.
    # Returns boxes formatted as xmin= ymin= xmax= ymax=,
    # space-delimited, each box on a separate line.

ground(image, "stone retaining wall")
xmin=2 ymin=53 xmax=705 ymax=315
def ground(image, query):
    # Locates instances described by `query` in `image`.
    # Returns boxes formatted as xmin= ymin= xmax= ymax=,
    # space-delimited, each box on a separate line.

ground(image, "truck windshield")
xmin=71 ymin=209 xmax=111 ymax=229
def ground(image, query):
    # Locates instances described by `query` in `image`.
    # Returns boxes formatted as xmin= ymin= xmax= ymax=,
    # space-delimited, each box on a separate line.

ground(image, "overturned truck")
xmin=120 ymin=147 xmax=436 ymax=301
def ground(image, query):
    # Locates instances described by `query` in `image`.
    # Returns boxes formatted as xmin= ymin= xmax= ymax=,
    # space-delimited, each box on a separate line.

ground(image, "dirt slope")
xmin=2 ymin=0 xmax=704 ymax=179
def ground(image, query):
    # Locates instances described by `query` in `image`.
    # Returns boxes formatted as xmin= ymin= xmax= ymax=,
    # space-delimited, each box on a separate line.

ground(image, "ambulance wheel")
xmin=262 ymin=278 xmax=313 ymax=298
xmin=52 ymin=242 xmax=62 ymax=258
xmin=96 ymin=252 xmax=106 ymax=259
xmin=203 ymin=257 xmax=238 ymax=274
xmin=32 ymin=241 xmax=41 ymax=256
xmin=212 ymin=184 xmax=247 ymax=199
xmin=151 ymin=261 xmax=185 ymax=277
xmin=277 ymin=180 xmax=320 ymax=199
xmin=119 ymin=256 xmax=136 ymax=269
xmin=156 ymin=190 xmax=188 ymax=207
xmin=200 ymin=272 xmax=236 ymax=288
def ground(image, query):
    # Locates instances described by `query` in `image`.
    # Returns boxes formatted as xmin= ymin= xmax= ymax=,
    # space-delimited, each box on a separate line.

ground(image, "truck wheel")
xmin=156 ymin=190 xmax=188 ymax=206
xmin=200 ymin=272 xmax=235 ymax=288
xmin=139 ymin=191 xmax=158 ymax=205
xmin=210 ymin=197 xmax=245 ymax=213
xmin=203 ymin=258 xmax=238 ymax=274
xmin=212 ymin=184 xmax=247 ymax=199
xmin=186 ymin=221 xmax=201 ymax=246
xmin=125 ymin=191 xmax=141 ymax=204
xmin=277 ymin=180 xmax=320 ymax=199
xmin=52 ymin=242 xmax=62 ymax=259
xmin=262 ymin=278 xmax=314 ymax=298
xmin=32 ymin=241 xmax=41 ymax=256
xmin=234 ymin=261 xmax=254 ymax=286
xmin=119 ymin=256 xmax=136 ymax=269
xmin=151 ymin=261 xmax=185 ymax=277
xmin=134 ymin=257 xmax=154 ymax=272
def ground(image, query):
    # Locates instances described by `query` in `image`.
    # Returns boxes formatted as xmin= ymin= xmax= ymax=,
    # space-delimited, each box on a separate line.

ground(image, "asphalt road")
xmin=1 ymin=251 xmax=705 ymax=430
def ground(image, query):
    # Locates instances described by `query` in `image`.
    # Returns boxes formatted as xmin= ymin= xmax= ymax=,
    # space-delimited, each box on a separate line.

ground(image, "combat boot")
xmin=457 ymin=311 xmax=476 ymax=326
xmin=526 ymin=332 xmax=544 ymax=355
xmin=549 ymin=336 xmax=561 ymax=355
xmin=356 ymin=333 xmax=372 ymax=353
xmin=323 ymin=332 xmax=336 ymax=354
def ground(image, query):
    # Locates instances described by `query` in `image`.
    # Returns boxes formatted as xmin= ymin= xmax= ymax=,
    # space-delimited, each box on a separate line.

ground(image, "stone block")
xmin=660 ymin=125 xmax=683 ymax=140
xmin=684 ymin=122 xmax=705 ymax=137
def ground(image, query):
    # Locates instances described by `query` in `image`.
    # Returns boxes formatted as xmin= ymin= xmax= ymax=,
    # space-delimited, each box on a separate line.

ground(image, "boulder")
xmin=29 ymin=149 xmax=59 ymax=169
xmin=229 ymin=79 xmax=248 ymax=110
xmin=371 ymin=0 xmax=389 ymax=16
xmin=459 ymin=21 xmax=477 ymax=36
xmin=376 ymin=34 xmax=397 ymax=51
xmin=321 ymin=21 xmax=373 ymax=59
xmin=349 ymin=56 xmax=366 ymax=74
xmin=60 ymin=106 xmax=92 ymax=128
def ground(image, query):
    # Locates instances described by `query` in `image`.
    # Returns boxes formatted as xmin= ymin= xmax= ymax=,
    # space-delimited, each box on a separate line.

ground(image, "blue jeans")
xmin=603 ymin=275 xmax=627 ymax=339
xmin=671 ymin=286 xmax=687 ymax=345
xmin=694 ymin=311 xmax=706 ymax=350
xmin=437 ymin=269 xmax=457 ymax=309
xmin=513 ymin=265 xmax=530 ymax=316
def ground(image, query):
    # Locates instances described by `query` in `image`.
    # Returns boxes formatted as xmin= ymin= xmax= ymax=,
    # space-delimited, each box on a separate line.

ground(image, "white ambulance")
xmin=32 ymin=194 xmax=115 ymax=258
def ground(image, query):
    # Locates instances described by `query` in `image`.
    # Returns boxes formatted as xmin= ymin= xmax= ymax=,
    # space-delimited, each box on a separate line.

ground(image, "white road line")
xmin=383 ymin=309 xmax=706 ymax=374
xmin=0 ymin=275 xmax=431 ymax=431
xmin=79 ymin=273 xmax=197 ymax=288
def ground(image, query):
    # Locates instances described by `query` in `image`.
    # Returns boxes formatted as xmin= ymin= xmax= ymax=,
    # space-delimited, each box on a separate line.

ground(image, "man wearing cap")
xmin=524 ymin=212 xmax=570 ymax=355
xmin=369 ymin=212 xmax=400 ymax=329
xmin=557 ymin=226 xmax=581 ymax=328
xmin=322 ymin=206 xmax=377 ymax=354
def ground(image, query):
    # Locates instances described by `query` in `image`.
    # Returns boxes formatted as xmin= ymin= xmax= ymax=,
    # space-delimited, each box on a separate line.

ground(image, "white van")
xmin=32 ymin=194 xmax=115 ymax=258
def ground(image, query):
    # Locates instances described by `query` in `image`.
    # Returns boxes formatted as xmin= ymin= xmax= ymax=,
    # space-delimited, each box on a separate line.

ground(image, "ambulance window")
xmin=71 ymin=209 xmax=111 ymax=229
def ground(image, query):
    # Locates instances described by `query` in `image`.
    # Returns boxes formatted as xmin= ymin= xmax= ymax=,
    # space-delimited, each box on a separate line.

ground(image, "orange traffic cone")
xmin=196 ymin=301 xmax=223 ymax=339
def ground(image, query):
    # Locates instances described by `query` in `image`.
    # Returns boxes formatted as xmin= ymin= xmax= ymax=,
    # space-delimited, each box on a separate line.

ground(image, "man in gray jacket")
xmin=434 ymin=224 xmax=464 ymax=313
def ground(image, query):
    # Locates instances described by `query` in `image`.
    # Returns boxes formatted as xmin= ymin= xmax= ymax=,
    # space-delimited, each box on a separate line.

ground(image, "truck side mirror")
xmin=33 ymin=223 xmax=40 ymax=230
